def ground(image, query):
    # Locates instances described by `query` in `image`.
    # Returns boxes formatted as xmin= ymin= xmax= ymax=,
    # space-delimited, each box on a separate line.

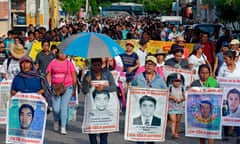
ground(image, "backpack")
xmin=169 ymin=85 xmax=184 ymax=93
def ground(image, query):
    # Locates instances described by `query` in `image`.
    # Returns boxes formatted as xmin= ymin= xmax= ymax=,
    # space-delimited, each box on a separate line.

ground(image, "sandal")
xmin=174 ymin=134 xmax=179 ymax=139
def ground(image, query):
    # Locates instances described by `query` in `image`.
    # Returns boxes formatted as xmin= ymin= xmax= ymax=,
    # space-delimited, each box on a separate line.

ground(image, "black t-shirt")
xmin=0 ymin=51 xmax=8 ymax=65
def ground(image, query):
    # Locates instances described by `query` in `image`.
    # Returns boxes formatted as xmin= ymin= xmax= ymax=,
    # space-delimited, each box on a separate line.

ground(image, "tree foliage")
xmin=59 ymin=0 xmax=177 ymax=16
xmin=59 ymin=0 xmax=85 ymax=15
xmin=213 ymin=0 xmax=240 ymax=22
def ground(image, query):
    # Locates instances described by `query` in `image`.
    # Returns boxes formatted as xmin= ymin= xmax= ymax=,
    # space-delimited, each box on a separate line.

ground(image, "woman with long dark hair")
xmin=191 ymin=64 xmax=218 ymax=144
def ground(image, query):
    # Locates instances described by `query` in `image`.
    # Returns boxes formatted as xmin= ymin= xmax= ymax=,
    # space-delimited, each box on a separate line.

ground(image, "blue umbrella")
xmin=57 ymin=32 xmax=124 ymax=58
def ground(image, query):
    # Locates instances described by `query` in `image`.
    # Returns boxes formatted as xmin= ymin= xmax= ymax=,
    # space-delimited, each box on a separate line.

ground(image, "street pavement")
xmin=0 ymin=94 xmax=237 ymax=144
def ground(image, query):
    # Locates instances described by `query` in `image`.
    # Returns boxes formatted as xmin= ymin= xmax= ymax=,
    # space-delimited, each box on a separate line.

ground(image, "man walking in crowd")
xmin=120 ymin=40 xmax=139 ymax=84
xmin=3 ymin=30 xmax=14 ymax=56
xmin=0 ymin=44 xmax=27 ymax=80
xmin=35 ymin=40 xmax=56 ymax=74
xmin=136 ymin=39 xmax=149 ymax=67
xmin=201 ymin=32 xmax=216 ymax=69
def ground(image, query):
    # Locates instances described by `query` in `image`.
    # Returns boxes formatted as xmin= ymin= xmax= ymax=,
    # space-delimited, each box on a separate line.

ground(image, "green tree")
xmin=143 ymin=0 xmax=175 ymax=14
xmin=59 ymin=0 xmax=176 ymax=16
xmin=214 ymin=0 xmax=240 ymax=22
xmin=59 ymin=0 xmax=85 ymax=16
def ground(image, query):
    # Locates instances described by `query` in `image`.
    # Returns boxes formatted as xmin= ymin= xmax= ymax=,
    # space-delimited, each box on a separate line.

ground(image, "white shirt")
xmin=188 ymin=54 xmax=207 ymax=79
xmin=168 ymin=32 xmax=178 ymax=42
xmin=218 ymin=62 xmax=240 ymax=77
xmin=114 ymin=55 xmax=123 ymax=68
xmin=157 ymin=62 xmax=165 ymax=67
xmin=136 ymin=48 xmax=147 ymax=67
xmin=0 ymin=58 xmax=20 ymax=80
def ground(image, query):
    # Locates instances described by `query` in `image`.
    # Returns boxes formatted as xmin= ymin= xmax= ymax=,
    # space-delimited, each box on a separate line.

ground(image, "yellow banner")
xmin=28 ymin=42 xmax=86 ymax=68
xmin=29 ymin=40 xmax=194 ymax=68
xmin=117 ymin=40 xmax=194 ymax=54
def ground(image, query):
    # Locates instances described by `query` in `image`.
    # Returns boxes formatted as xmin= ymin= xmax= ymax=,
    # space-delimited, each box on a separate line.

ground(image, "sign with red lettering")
xmin=218 ymin=77 xmax=240 ymax=126
xmin=6 ymin=93 xmax=48 ymax=144
xmin=186 ymin=88 xmax=223 ymax=139
xmin=124 ymin=87 xmax=168 ymax=142
xmin=0 ymin=80 xmax=12 ymax=124
xmin=82 ymin=80 xmax=119 ymax=133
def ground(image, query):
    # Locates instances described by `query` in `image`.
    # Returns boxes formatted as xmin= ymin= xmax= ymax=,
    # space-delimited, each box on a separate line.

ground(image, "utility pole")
xmin=85 ymin=0 xmax=89 ymax=19
xmin=176 ymin=0 xmax=179 ymax=16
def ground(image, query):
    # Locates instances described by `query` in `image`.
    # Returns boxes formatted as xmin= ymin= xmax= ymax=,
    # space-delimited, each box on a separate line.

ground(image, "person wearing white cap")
xmin=230 ymin=39 xmax=240 ymax=51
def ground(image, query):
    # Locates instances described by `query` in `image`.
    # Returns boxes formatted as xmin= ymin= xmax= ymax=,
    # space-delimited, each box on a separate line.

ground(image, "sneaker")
xmin=61 ymin=128 xmax=67 ymax=135
xmin=53 ymin=121 xmax=59 ymax=131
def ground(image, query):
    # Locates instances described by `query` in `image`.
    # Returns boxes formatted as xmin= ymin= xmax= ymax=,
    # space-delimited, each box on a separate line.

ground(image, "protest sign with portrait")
xmin=217 ymin=77 xmax=240 ymax=126
xmin=0 ymin=80 xmax=11 ymax=124
xmin=6 ymin=93 xmax=47 ymax=144
xmin=162 ymin=65 xmax=193 ymax=89
xmin=82 ymin=80 xmax=119 ymax=133
xmin=186 ymin=88 xmax=222 ymax=139
xmin=124 ymin=87 xmax=168 ymax=142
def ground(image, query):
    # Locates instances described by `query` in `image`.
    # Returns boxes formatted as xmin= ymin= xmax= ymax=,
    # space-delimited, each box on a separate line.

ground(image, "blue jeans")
xmin=89 ymin=133 xmax=108 ymax=144
xmin=52 ymin=85 xmax=72 ymax=128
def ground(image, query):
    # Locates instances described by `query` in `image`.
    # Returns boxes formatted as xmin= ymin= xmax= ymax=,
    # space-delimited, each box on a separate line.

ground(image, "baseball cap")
xmin=145 ymin=55 xmax=157 ymax=65
xmin=221 ymin=41 xmax=229 ymax=47
xmin=173 ymin=73 xmax=182 ymax=81
xmin=194 ymin=44 xmax=204 ymax=50
xmin=20 ymin=56 xmax=33 ymax=64
xmin=126 ymin=40 xmax=134 ymax=47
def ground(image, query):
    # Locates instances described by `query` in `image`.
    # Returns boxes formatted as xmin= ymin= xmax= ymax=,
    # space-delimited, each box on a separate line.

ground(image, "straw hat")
xmin=155 ymin=49 xmax=167 ymax=56
xmin=230 ymin=39 xmax=240 ymax=45
xmin=145 ymin=55 xmax=157 ymax=65
xmin=176 ymin=36 xmax=186 ymax=42
xmin=9 ymin=44 xmax=28 ymax=59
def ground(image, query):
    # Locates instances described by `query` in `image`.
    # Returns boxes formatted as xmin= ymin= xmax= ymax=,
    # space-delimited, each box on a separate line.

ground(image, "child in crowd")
xmin=168 ymin=73 xmax=185 ymax=139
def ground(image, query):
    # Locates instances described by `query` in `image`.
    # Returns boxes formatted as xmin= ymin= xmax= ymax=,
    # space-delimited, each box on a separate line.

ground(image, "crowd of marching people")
xmin=1 ymin=16 xmax=240 ymax=144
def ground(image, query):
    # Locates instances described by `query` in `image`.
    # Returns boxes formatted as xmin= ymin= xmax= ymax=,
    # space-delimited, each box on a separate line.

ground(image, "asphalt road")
xmin=0 ymin=93 xmax=237 ymax=144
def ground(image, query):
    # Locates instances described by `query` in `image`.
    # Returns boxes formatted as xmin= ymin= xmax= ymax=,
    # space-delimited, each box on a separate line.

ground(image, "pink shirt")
xmin=47 ymin=59 xmax=76 ymax=87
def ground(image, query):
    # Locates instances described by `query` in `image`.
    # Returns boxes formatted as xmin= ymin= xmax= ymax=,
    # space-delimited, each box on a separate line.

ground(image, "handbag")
xmin=52 ymin=82 xmax=66 ymax=97
xmin=52 ymin=61 xmax=68 ymax=97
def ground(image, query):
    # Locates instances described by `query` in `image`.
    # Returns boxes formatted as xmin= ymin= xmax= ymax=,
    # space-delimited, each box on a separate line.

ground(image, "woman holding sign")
xmin=82 ymin=58 xmax=117 ymax=144
xmin=190 ymin=64 xmax=218 ymax=144
xmin=132 ymin=55 xmax=167 ymax=144
xmin=11 ymin=56 xmax=44 ymax=95
xmin=218 ymin=51 xmax=240 ymax=143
